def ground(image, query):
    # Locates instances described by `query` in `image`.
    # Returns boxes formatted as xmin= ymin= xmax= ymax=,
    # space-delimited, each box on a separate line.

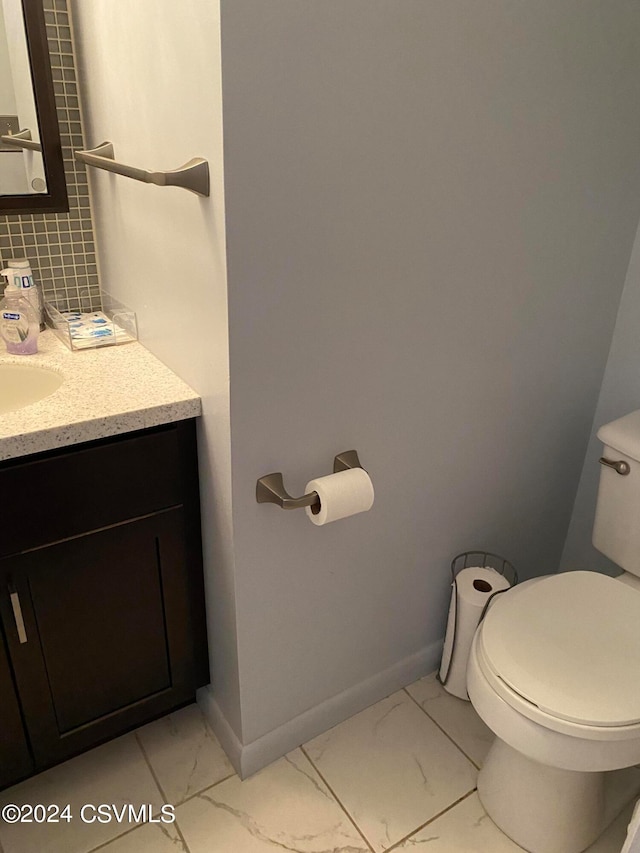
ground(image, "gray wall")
xmin=561 ymin=220 xmax=640 ymax=577
xmin=221 ymin=0 xmax=640 ymax=747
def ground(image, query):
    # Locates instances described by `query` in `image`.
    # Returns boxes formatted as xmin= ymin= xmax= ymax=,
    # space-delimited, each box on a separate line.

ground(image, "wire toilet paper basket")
xmin=451 ymin=551 xmax=517 ymax=613
xmin=439 ymin=551 xmax=518 ymax=696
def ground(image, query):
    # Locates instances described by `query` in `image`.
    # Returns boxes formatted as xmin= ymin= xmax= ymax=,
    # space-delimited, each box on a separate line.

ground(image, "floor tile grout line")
xmin=403 ymin=688 xmax=482 ymax=771
xmin=134 ymin=730 xmax=192 ymax=853
xmin=299 ymin=745 xmax=376 ymax=853
xmin=164 ymin=817 xmax=190 ymax=853
xmin=85 ymin=821 xmax=152 ymax=853
xmin=383 ymin=788 xmax=478 ymax=852
xmin=86 ymin=818 xmax=191 ymax=853
xmin=174 ymin=771 xmax=238 ymax=807
xmin=77 ymin=733 xmax=176 ymax=853
xmin=134 ymin=730 xmax=170 ymax=807
xmin=83 ymin=723 xmax=235 ymax=853
xmin=80 ymin=756 xmax=177 ymax=853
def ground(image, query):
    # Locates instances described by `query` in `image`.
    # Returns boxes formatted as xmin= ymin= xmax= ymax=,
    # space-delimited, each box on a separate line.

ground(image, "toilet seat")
xmin=478 ymin=571 xmax=640 ymax=730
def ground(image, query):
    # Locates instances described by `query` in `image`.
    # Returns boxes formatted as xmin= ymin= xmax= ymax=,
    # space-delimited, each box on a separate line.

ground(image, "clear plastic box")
xmin=44 ymin=292 xmax=138 ymax=351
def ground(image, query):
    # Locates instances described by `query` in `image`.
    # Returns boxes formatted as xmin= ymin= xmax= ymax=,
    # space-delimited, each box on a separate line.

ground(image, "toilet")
xmin=467 ymin=410 xmax=640 ymax=853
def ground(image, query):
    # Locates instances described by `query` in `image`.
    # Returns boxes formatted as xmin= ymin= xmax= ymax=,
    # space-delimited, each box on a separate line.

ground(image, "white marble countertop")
xmin=0 ymin=331 xmax=201 ymax=461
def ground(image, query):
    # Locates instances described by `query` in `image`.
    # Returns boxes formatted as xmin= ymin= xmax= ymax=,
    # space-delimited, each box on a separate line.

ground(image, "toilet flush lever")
xmin=599 ymin=457 xmax=630 ymax=476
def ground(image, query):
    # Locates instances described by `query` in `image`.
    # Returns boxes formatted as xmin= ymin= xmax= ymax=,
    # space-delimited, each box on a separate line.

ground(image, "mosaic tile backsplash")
xmin=0 ymin=0 xmax=101 ymax=311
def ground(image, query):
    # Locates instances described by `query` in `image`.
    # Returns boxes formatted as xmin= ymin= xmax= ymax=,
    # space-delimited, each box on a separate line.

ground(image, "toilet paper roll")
xmin=305 ymin=468 xmax=374 ymax=526
xmin=439 ymin=566 xmax=511 ymax=700
xmin=621 ymin=798 xmax=640 ymax=853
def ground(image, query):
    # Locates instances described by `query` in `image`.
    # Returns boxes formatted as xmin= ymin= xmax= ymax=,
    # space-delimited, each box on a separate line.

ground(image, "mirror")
xmin=0 ymin=0 xmax=67 ymax=214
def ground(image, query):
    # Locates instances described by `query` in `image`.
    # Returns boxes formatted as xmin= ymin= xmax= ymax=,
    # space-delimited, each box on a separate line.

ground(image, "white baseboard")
xmin=196 ymin=686 xmax=244 ymax=776
xmin=198 ymin=639 xmax=442 ymax=779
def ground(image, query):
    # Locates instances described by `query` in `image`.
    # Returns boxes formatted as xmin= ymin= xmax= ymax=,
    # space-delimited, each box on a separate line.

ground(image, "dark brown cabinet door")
xmin=0 ymin=628 xmax=33 ymax=788
xmin=0 ymin=508 xmax=196 ymax=767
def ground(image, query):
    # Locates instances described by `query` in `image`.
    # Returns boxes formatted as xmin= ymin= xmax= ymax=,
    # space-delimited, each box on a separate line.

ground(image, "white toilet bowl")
xmin=467 ymin=571 xmax=640 ymax=853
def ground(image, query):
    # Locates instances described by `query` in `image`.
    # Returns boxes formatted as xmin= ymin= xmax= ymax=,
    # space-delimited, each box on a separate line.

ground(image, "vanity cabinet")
xmin=0 ymin=630 xmax=32 ymax=788
xmin=0 ymin=420 xmax=208 ymax=788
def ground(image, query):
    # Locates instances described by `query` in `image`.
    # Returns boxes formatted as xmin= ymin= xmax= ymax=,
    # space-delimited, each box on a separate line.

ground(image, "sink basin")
xmin=0 ymin=364 xmax=63 ymax=414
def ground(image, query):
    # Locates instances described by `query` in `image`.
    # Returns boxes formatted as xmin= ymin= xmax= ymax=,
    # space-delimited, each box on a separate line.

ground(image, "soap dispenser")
xmin=0 ymin=280 xmax=39 ymax=355
xmin=1 ymin=258 xmax=43 ymax=330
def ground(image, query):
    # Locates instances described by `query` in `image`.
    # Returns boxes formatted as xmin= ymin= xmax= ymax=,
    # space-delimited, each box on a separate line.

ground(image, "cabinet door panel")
xmin=1 ymin=509 xmax=195 ymax=767
xmin=29 ymin=521 xmax=172 ymax=731
xmin=0 ymin=626 xmax=32 ymax=788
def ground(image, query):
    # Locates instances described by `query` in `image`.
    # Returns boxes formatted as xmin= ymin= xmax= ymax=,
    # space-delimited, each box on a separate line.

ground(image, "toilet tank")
xmin=593 ymin=410 xmax=640 ymax=577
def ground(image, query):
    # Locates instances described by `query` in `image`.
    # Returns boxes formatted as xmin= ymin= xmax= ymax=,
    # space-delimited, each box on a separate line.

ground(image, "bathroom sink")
xmin=0 ymin=364 xmax=63 ymax=414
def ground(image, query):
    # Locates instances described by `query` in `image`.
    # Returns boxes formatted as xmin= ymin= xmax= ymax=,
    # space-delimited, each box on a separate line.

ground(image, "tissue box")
xmin=45 ymin=293 xmax=138 ymax=351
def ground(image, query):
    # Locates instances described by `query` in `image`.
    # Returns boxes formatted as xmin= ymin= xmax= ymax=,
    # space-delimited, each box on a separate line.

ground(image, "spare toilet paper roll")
xmin=621 ymin=797 xmax=640 ymax=853
xmin=304 ymin=468 xmax=374 ymax=526
xmin=439 ymin=566 xmax=511 ymax=701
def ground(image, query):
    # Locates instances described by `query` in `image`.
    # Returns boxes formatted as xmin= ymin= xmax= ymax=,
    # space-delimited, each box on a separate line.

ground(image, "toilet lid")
xmin=481 ymin=571 xmax=640 ymax=727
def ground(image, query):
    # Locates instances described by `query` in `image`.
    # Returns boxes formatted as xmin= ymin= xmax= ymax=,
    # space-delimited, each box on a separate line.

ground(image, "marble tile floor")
xmin=0 ymin=673 xmax=635 ymax=853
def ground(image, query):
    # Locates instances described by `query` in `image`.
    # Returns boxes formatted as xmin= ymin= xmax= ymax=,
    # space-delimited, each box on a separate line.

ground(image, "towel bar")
xmin=74 ymin=141 xmax=210 ymax=197
xmin=0 ymin=129 xmax=41 ymax=152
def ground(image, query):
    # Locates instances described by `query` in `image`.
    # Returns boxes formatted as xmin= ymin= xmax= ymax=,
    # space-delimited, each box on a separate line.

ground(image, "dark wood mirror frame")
xmin=1 ymin=0 xmax=68 ymax=215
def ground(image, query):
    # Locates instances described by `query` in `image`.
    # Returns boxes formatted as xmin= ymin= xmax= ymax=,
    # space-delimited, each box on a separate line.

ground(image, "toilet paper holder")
xmin=256 ymin=450 xmax=363 ymax=512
